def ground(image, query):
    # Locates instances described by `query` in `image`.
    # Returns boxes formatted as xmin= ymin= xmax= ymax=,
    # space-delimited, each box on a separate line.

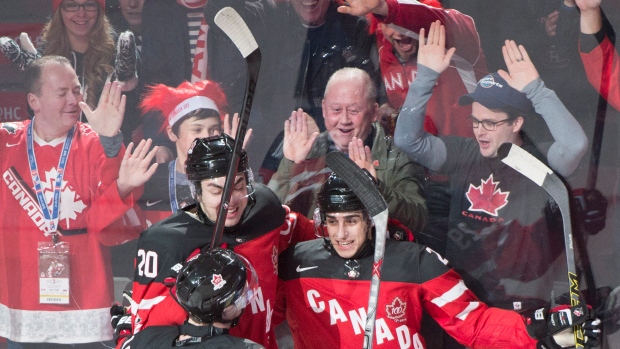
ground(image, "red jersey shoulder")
xmin=1 ymin=122 xmax=25 ymax=137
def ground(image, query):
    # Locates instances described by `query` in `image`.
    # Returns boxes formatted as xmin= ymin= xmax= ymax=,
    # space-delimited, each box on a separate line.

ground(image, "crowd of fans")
xmin=0 ymin=0 xmax=618 ymax=347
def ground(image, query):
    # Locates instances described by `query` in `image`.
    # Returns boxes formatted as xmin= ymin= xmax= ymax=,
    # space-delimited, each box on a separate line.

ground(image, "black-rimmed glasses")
xmin=467 ymin=116 xmax=512 ymax=131
xmin=61 ymin=1 xmax=100 ymax=12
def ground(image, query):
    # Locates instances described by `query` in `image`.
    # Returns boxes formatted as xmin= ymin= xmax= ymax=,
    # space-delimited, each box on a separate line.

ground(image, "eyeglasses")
xmin=467 ymin=116 xmax=512 ymax=131
xmin=61 ymin=1 xmax=100 ymax=12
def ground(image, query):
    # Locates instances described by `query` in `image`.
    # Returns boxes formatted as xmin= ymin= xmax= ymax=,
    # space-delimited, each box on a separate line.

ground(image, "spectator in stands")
xmin=0 ymin=0 xmax=140 ymax=145
xmin=268 ymin=67 xmax=427 ymax=235
xmin=394 ymin=20 xmax=587 ymax=318
xmin=0 ymin=55 xmax=156 ymax=348
xmin=576 ymin=0 xmax=620 ymax=111
xmin=203 ymin=0 xmax=380 ymax=179
xmin=138 ymin=0 xmax=211 ymax=163
xmin=131 ymin=79 xmax=251 ymax=227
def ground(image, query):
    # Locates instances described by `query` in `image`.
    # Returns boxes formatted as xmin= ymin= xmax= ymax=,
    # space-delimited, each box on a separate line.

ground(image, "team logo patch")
xmin=465 ymin=174 xmax=509 ymax=216
xmin=386 ymin=297 xmax=407 ymax=322
xmin=478 ymin=75 xmax=503 ymax=89
xmin=344 ymin=259 xmax=360 ymax=279
xmin=573 ymin=307 xmax=584 ymax=317
xmin=1 ymin=122 xmax=19 ymax=134
xmin=211 ymin=274 xmax=226 ymax=290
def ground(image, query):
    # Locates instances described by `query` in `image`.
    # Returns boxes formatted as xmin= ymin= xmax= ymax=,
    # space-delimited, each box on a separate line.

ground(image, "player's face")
xmin=323 ymin=79 xmax=377 ymax=152
xmin=325 ymin=211 xmax=371 ymax=259
xmin=197 ymin=174 xmax=249 ymax=227
xmin=171 ymin=116 xmax=222 ymax=167
xmin=290 ymin=0 xmax=331 ymax=27
xmin=471 ymin=102 xmax=522 ymax=158
xmin=119 ymin=0 xmax=144 ymax=31
xmin=28 ymin=63 xmax=83 ymax=136
xmin=380 ymin=23 xmax=418 ymax=62
xmin=60 ymin=0 xmax=100 ymax=39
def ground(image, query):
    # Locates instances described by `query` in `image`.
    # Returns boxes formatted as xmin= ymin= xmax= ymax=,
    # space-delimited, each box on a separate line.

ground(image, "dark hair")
xmin=24 ymin=55 xmax=72 ymax=96
xmin=171 ymin=109 xmax=220 ymax=136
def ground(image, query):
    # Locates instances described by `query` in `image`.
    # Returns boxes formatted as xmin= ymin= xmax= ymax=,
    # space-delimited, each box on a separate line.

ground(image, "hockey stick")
xmin=497 ymin=143 xmax=586 ymax=348
xmin=210 ymin=7 xmax=261 ymax=249
xmin=326 ymin=152 xmax=388 ymax=349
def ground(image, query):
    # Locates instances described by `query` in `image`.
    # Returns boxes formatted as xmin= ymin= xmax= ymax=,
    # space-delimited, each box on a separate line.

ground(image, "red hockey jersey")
xmin=277 ymin=239 xmax=539 ymax=348
xmin=0 ymin=120 xmax=136 ymax=343
xmin=120 ymin=185 xmax=316 ymax=349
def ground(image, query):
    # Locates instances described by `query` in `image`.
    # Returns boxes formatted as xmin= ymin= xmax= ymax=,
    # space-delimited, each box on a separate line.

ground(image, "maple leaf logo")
xmin=41 ymin=167 xmax=87 ymax=228
xmin=211 ymin=273 xmax=226 ymax=290
xmin=465 ymin=174 xmax=509 ymax=216
xmin=386 ymin=297 xmax=407 ymax=322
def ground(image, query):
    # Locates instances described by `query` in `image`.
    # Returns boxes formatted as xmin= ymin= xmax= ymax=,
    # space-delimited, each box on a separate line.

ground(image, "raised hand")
xmin=417 ymin=21 xmax=456 ymax=74
xmin=575 ymin=0 xmax=602 ymax=11
xmin=0 ymin=33 xmax=41 ymax=71
xmin=544 ymin=10 xmax=559 ymax=37
xmin=79 ymin=81 xmax=125 ymax=137
xmin=576 ymin=0 xmax=603 ymax=34
xmin=283 ymin=109 xmax=319 ymax=164
xmin=336 ymin=0 xmax=388 ymax=17
xmin=117 ymin=139 xmax=159 ymax=198
xmin=223 ymin=113 xmax=253 ymax=149
xmin=114 ymin=31 xmax=138 ymax=92
xmin=497 ymin=40 xmax=539 ymax=92
xmin=348 ymin=137 xmax=377 ymax=180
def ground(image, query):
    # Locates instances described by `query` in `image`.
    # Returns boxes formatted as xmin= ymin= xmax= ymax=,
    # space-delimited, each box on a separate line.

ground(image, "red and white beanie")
xmin=53 ymin=0 xmax=106 ymax=12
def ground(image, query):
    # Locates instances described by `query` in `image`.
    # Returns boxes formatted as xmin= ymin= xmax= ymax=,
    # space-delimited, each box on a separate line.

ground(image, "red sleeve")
xmin=421 ymin=269 xmax=538 ymax=348
xmin=580 ymin=34 xmax=620 ymax=111
xmin=90 ymin=144 xmax=143 ymax=245
xmin=379 ymin=0 xmax=486 ymax=68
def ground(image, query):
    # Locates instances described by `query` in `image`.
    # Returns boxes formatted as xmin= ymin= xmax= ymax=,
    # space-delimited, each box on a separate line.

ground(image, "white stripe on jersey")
xmin=431 ymin=279 xmax=467 ymax=307
xmin=456 ymin=301 xmax=480 ymax=320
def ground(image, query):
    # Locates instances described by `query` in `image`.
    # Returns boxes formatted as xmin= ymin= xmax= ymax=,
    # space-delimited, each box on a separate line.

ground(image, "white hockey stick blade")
xmin=214 ymin=7 xmax=258 ymax=58
xmin=499 ymin=142 xmax=552 ymax=186
xmin=498 ymin=142 xmax=586 ymax=348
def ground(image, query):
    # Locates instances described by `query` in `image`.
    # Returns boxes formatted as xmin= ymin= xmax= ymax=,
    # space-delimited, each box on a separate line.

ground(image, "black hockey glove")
xmin=524 ymin=305 xmax=601 ymax=349
xmin=0 ymin=33 xmax=40 ymax=71
xmin=110 ymin=303 xmax=132 ymax=343
xmin=114 ymin=30 xmax=138 ymax=90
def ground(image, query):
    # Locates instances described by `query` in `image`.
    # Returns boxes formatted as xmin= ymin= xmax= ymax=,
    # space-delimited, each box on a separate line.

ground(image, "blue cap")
xmin=458 ymin=73 xmax=535 ymax=115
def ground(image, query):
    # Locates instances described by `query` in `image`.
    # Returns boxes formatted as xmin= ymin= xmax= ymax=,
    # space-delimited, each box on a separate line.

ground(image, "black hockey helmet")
xmin=315 ymin=173 xmax=371 ymax=237
xmin=175 ymin=248 xmax=258 ymax=325
xmin=317 ymin=173 xmax=366 ymax=215
xmin=185 ymin=134 xmax=249 ymax=181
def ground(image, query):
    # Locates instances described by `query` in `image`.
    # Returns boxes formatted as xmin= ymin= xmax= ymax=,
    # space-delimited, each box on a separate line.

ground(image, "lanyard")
xmin=169 ymin=159 xmax=179 ymax=212
xmin=26 ymin=119 xmax=75 ymax=236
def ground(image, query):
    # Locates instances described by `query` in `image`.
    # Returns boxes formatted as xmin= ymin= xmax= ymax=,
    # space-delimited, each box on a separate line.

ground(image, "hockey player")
xmin=123 ymin=248 xmax=265 ymax=348
xmin=117 ymin=134 xmax=316 ymax=349
xmin=277 ymin=172 xmax=600 ymax=348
